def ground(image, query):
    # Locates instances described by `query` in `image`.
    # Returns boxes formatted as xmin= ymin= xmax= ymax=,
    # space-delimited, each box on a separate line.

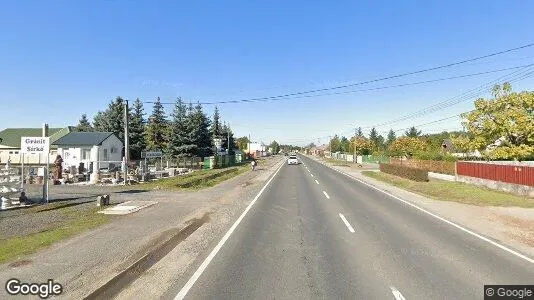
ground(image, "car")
xmin=287 ymin=155 xmax=299 ymax=165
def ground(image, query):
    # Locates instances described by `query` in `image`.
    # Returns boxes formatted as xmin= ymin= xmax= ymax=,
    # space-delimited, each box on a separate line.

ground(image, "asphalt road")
xmin=180 ymin=155 xmax=534 ymax=300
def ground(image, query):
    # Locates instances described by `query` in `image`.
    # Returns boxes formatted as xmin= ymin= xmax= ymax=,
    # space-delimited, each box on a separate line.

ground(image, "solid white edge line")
xmin=339 ymin=213 xmax=355 ymax=233
xmin=314 ymin=157 xmax=534 ymax=265
xmin=174 ymin=160 xmax=286 ymax=300
xmin=322 ymin=191 xmax=330 ymax=199
xmin=390 ymin=286 xmax=406 ymax=300
xmin=315 ymin=179 xmax=319 ymax=185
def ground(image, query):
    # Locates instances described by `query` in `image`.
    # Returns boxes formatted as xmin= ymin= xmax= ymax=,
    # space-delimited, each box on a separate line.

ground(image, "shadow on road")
xmin=115 ymin=190 xmax=149 ymax=194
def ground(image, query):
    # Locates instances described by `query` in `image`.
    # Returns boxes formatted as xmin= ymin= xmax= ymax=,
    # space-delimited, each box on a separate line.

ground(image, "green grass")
xmin=0 ymin=206 xmax=111 ymax=264
xmin=362 ymin=171 xmax=534 ymax=208
xmin=140 ymin=163 xmax=249 ymax=190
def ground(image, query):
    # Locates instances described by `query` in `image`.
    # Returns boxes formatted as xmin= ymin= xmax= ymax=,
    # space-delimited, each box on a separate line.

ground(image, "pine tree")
xmin=93 ymin=97 xmax=125 ymax=141
xmin=145 ymin=97 xmax=168 ymax=151
xmin=190 ymin=103 xmax=213 ymax=158
xmin=168 ymin=97 xmax=192 ymax=157
xmin=405 ymin=126 xmax=422 ymax=138
xmin=129 ymin=98 xmax=147 ymax=160
xmin=77 ymin=114 xmax=93 ymax=132
xmin=211 ymin=106 xmax=222 ymax=140
xmin=221 ymin=122 xmax=236 ymax=155
xmin=386 ymin=129 xmax=397 ymax=146
xmin=356 ymin=127 xmax=364 ymax=137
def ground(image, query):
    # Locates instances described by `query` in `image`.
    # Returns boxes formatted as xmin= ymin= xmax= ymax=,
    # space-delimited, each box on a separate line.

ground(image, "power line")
xmin=140 ymin=43 xmax=534 ymax=106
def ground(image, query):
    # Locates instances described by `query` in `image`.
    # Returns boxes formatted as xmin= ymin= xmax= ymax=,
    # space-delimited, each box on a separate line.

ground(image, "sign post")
xmin=21 ymin=137 xmax=50 ymax=203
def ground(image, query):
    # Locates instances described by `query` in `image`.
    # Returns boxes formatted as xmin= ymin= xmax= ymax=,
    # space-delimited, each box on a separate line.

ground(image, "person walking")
xmin=251 ymin=159 xmax=257 ymax=171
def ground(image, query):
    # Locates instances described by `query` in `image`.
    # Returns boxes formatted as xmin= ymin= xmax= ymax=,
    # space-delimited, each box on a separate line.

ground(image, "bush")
xmin=413 ymin=151 xmax=457 ymax=162
xmin=379 ymin=163 xmax=429 ymax=182
xmin=390 ymin=158 xmax=456 ymax=175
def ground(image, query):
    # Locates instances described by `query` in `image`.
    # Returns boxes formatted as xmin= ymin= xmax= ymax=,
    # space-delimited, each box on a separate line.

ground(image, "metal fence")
xmin=457 ymin=161 xmax=534 ymax=187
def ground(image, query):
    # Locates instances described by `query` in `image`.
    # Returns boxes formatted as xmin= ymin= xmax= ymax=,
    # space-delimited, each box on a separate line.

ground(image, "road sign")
xmin=20 ymin=137 xmax=50 ymax=154
xmin=141 ymin=151 xmax=163 ymax=158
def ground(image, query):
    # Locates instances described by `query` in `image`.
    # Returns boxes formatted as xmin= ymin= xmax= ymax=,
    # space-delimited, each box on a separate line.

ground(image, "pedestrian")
xmin=251 ymin=159 xmax=257 ymax=171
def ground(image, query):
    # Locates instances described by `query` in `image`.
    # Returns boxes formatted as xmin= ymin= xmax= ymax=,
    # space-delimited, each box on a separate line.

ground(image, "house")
xmin=441 ymin=139 xmax=455 ymax=153
xmin=0 ymin=127 xmax=74 ymax=165
xmin=245 ymin=142 xmax=267 ymax=157
xmin=53 ymin=132 xmax=123 ymax=172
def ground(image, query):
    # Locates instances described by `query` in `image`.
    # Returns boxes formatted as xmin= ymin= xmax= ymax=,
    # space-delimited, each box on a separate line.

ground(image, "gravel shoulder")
xmin=310 ymin=155 xmax=534 ymax=258
xmin=0 ymin=156 xmax=284 ymax=299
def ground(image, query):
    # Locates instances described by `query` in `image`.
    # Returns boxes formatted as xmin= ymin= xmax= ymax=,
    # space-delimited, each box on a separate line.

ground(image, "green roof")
xmin=53 ymin=132 xmax=116 ymax=146
xmin=0 ymin=127 xmax=74 ymax=148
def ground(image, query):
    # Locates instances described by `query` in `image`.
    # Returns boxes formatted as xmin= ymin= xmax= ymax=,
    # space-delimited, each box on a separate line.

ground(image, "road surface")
xmin=178 ymin=155 xmax=534 ymax=299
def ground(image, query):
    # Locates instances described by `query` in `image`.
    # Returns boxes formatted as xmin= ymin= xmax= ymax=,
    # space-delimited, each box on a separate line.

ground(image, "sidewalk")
xmin=311 ymin=155 xmax=534 ymax=259
xmin=0 ymin=156 xmax=284 ymax=299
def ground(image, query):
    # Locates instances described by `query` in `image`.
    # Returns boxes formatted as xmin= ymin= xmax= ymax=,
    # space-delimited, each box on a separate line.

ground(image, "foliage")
xmin=404 ymin=126 xmax=422 ymax=138
xmin=210 ymin=106 xmax=222 ymax=140
xmin=340 ymin=136 xmax=351 ymax=153
xmin=450 ymin=134 xmax=473 ymax=154
xmin=388 ymin=137 xmax=428 ymax=157
xmin=187 ymin=103 xmax=213 ymax=158
xmin=369 ymin=127 xmax=384 ymax=150
xmin=352 ymin=136 xmax=374 ymax=155
xmin=329 ymin=135 xmax=342 ymax=152
xmin=412 ymin=151 xmax=457 ymax=162
xmin=129 ymin=98 xmax=147 ymax=160
xmin=379 ymin=163 xmax=429 ymax=182
xmin=76 ymin=114 xmax=93 ymax=132
xmin=269 ymin=140 xmax=280 ymax=154
xmin=236 ymin=136 xmax=250 ymax=151
xmin=220 ymin=122 xmax=236 ymax=155
xmin=461 ymin=83 xmax=534 ymax=160
xmin=169 ymin=97 xmax=193 ymax=157
xmin=355 ymin=127 xmax=364 ymax=137
xmin=93 ymin=96 xmax=126 ymax=141
xmin=145 ymin=97 xmax=168 ymax=151
xmin=386 ymin=129 xmax=396 ymax=146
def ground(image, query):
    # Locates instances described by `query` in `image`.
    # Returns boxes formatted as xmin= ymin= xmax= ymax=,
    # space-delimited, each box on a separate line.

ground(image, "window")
xmin=103 ymin=149 xmax=109 ymax=161
xmin=82 ymin=149 xmax=91 ymax=160
xmin=110 ymin=147 xmax=118 ymax=154
xmin=9 ymin=151 xmax=13 ymax=154
xmin=14 ymin=151 xmax=19 ymax=154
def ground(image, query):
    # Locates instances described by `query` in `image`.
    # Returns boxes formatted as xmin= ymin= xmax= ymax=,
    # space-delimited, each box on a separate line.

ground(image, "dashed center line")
xmin=310 ymin=173 xmax=314 ymax=177
xmin=314 ymin=179 xmax=319 ymax=185
xmin=322 ymin=191 xmax=330 ymax=199
xmin=390 ymin=286 xmax=406 ymax=300
xmin=338 ymin=213 xmax=355 ymax=233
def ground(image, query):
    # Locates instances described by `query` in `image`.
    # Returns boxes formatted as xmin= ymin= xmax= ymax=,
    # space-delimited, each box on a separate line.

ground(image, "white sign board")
xmin=142 ymin=151 xmax=163 ymax=158
xmin=21 ymin=137 xmax=50 ymax=154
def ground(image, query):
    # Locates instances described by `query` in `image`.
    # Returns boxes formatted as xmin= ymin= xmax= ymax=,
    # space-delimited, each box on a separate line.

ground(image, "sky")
xmin=1 ymin=0 xmax=533 ymax=146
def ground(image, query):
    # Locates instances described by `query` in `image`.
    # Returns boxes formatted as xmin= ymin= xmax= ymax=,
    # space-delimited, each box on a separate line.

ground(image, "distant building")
xmin=245 ymin=142 xmax=267 ymax=157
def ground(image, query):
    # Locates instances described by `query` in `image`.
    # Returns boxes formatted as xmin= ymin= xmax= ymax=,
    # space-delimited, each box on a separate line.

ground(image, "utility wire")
xmin=140 ymin=43 xmax=534 ymax=105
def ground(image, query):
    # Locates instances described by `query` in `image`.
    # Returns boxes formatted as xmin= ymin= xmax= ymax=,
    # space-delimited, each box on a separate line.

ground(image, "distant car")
xmin=287 ymin=155 xmax=299 ymax=165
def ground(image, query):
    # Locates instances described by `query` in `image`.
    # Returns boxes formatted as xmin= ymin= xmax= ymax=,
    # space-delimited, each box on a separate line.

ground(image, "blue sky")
xmin=1 ymin=0 xmax=533 ymax=146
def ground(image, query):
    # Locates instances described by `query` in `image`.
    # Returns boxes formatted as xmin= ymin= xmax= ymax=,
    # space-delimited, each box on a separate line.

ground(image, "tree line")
xmin=76 ymin=97 xmax=237 ymax=160
xmin=321 ymin=82 xmax=534 ymax=161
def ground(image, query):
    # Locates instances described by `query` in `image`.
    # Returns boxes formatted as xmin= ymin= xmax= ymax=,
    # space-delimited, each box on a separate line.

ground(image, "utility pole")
xmin=353 ymin=127 xmax=357 ymax=163
xmin=248 ymin=134 xmax=251 ymax=159
xmin=124 ymin=100 xmax=129 ymax=185
xmin=227 ymin=122 xmax=230 ymax=155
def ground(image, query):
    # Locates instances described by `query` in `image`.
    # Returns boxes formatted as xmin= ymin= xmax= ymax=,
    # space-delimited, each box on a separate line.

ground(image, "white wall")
xmin=57 ymin=134 xmax=123 ymax=171
xmin=0 ymin=148 xmax=57 ymax=165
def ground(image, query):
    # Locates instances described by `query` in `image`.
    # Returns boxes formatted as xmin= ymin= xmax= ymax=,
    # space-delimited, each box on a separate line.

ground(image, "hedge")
xmin=390 ymin=158 xmax=456 ymax=175
xmin=379 ymin=163 xmax=429 ymax=182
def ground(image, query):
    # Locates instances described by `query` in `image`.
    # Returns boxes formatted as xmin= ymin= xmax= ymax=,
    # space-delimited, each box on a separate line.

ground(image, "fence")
xmin=456 ymin=161 xmax=534 ymax=187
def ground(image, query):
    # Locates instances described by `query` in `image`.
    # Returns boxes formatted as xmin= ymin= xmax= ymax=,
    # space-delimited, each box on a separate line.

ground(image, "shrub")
xmin=379 ymin=163 xmax=429 ymax=182
xmin=390 ymin=158 xmax=456 ymax=175
xmin=413 ymin=151 xmax=457 ymax=162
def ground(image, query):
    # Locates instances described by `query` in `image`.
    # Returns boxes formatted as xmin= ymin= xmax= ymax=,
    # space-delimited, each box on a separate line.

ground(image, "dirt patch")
xmin=488 ymin=213 xmax=534 ymax=247
xmin=241 ymin=181 xmax=252 ymax=188
xmin=8 ymin=259 xmax=32 ymax=268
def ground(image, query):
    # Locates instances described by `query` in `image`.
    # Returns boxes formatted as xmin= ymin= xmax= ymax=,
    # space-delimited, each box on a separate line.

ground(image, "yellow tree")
xmin=461 ymin=83 xmax=534 ymax=160
xmin=352 ymin=137 xmax=374 ymax=155
xmin=388 ymin=137 xmax=427 ymax=157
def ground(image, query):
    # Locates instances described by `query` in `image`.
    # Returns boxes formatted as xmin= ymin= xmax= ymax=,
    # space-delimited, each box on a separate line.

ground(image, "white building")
xmin=53 ymin=132 xmax=123 ymax=171
xmin=245 ymin=142 xmax=267 ymax=157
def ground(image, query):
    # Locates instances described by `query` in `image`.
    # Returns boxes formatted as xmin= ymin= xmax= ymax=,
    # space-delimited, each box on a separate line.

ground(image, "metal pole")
xmin=21 ymin=153 xmax=24 ymax=191
xmin=124 ymin=100 xmax=129 ymax=185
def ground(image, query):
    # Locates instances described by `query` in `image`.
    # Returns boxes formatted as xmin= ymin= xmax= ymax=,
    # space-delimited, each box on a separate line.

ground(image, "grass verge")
xmin=0 ymin=206 xmax=111 ymax=264
xmin=362 ymin=171 xmax=534 ymax=208
xmin=140 ymin=163 xmax=249 ymax=190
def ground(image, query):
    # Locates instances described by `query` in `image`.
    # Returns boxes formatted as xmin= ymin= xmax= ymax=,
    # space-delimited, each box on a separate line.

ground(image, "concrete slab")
xmin=99 ymin=200 xmax=158 ymax=215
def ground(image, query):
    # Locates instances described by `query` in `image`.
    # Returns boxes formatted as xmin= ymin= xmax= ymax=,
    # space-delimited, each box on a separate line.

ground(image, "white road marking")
xmin=390 ymin=286 xmax=406 ymax=300
xmin=310 ymin=173 xmax=314 ymax=177
xmin=317 ymin=159 xmax=534 ymax=265
xmin=322 ymin=191 xmax=330 ymax=199
xmin=174 ymin=160 xmax=286 ymax=299
xmin=315 ymin=179 xmax=319 ymax=185
xmin=338 ymin=213 xmax=355 ymax=233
